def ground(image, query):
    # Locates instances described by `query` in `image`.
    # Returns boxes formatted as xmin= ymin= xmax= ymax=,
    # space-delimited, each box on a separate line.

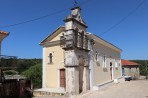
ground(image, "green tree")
xmin=21 ymin=63 xmax=42 ymax=88
xmin=16 ymin=59 xmax=42 ymax=74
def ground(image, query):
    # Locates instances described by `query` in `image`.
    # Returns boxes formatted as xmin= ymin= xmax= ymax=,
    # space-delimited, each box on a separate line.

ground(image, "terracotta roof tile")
xmin=0 ymin=31 xmax=9 ymax=35
xmin=121 ymin=59 xmax=140 ymax=66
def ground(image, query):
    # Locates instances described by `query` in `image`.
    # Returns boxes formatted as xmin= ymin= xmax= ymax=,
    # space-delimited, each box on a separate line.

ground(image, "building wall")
xmin=43 ymin=32 xmax=65 ymax=88
xmin=42 ymin=29 xmax=122 ymax=90
xmin=50 ymin=31 xmax=65 ymax=42
xmin=123 ymin=67 xmax=140 ymax=79
xmin=92 ymin=41 xmax=121 ymax=86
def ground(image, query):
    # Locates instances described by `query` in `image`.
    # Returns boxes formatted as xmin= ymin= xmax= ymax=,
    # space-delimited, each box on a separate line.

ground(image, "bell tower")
xmin=60 ymin=6 xmax=90 ymax=95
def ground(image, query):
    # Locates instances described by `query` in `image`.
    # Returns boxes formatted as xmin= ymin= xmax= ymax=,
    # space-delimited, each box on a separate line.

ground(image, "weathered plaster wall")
xmin=83 ymin=67 xmax=90 ymax=91
xmin=113 ymin=62 xmax=122 ymax=79
xmin=123 ymin=67 xmax=140 ymax=79
xmin=66 ymin=67 xmax=79 ymax=95
xmin=92 ymin=41 xmax=121 ymax=86
xmin=50 ymin=31 xmax=65 ymax=42
xmin=64 ymin=50 xmax=90 ymax=95
xmin=44 ymin=45 xmax=65 ymax=88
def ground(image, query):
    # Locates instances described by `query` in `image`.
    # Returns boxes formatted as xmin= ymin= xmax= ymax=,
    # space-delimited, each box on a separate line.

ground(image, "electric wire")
xmin=0 ymin=0 xmax=145 ymax=32
xmin=0 ymin=0 xmax=90 ymax=28
xmin=99 ymin=0 xmax=146 ymax=36
xmin=0 ymin=8 xmax=69 ymax=28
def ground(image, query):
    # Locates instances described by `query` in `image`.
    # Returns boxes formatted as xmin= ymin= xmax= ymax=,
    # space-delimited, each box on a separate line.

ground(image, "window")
xmin=48 ymin=53 xmax=53 ymax=63
xmin=115 ymin=60 xmax=118 ymax=67
xmin=95 ymin=51 xmax=99 ymax=61
xmin=115 ymin=60 xmax=120 ymax=67
xmin=102 ymin=55 xmax=106 ymax=67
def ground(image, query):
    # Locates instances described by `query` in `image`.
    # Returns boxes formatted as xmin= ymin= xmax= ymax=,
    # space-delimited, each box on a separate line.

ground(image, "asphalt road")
xmin=33 ymin=79 xmax=148 ymax=98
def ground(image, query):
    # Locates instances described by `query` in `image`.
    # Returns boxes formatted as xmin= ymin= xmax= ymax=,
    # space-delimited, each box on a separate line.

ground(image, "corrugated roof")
xmin=121 ymin=59 xmax=140 ymax=66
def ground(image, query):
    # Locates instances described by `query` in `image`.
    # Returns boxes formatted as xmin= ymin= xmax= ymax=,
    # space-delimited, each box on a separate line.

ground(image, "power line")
xmin=99 ymin=0 xmax=146 ymax=36
xmin=0 ymin=8 xmax=69 ymax=28
xmin=0 ymin=0 xmax=91 ymax=28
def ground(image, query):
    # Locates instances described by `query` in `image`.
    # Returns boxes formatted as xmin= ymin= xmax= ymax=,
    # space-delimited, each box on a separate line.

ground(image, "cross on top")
xmin=74 ymin=0 xmax=78 ymax=6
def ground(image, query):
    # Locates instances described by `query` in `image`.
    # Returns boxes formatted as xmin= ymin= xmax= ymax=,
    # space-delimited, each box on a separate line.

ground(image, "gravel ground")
xmin=34 ymin=80 xmax=148 ymax=98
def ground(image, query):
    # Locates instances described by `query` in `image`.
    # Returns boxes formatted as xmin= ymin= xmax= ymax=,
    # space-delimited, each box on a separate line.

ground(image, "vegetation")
xmin=3 ymin=70 xmax=18 ymax=75
xmin=21 ymin=63 xmax=42 ymax=88
xmin=0 ymin=58 xmax=17 ymax=67
xmin=1 ymin=58 xmax=42 ymax=88
xmin=16 ymin=59 xmax=42 ymax=74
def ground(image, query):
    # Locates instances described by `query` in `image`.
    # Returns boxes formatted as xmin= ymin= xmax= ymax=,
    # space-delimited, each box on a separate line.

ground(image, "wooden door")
xmin=60 ymin=69 xmax=66 ymax=89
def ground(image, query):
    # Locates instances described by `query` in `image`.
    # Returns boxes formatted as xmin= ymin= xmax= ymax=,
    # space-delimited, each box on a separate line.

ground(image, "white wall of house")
xmin=89 ymin=36 xmax=122 ymax=89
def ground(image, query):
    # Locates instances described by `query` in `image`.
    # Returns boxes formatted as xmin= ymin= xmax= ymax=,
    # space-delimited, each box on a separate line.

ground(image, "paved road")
xmin=77 ymin=80 xmax=148 ymax=98
xmin=34 ymin=80 xmax=148 ymax=98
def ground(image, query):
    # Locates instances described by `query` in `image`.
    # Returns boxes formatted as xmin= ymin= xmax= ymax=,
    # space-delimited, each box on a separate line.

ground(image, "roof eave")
xmin=39 ymin=26 xmax=65 ymax=45
xmin=88 ymin=33 xmax=122 ymax=52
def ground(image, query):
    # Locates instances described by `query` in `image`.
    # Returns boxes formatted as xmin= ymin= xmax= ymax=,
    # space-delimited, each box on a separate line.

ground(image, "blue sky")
xmin=0 ymin=0 xmax=148 ymax=60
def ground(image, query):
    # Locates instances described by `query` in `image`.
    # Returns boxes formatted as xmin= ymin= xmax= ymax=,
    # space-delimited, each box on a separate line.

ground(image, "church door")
xmin=60 ymin=69 xmax=66 ymax=89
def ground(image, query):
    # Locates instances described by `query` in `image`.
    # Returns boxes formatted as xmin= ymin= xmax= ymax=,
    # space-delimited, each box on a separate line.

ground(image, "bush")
xmin=21 ymin=63 xmax=42 ymax=88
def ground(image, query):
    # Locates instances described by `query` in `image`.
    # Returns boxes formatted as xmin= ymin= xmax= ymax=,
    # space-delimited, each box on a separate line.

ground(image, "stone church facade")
xmin=40 ymin=6 xmax=122 ymax=96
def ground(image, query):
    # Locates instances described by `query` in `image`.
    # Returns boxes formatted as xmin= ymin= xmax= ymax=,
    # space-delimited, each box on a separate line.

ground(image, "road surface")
xmin=34 ymin=80 xmax=148 ymax=98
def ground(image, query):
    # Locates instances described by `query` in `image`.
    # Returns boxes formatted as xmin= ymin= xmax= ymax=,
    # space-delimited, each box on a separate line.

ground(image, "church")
xmin=39 ymin=6 xmax=122 ymax=96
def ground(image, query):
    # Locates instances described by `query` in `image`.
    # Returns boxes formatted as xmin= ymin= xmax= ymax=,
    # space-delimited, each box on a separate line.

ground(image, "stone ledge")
xmin=33 ymin=88 xmax=65 ymax=97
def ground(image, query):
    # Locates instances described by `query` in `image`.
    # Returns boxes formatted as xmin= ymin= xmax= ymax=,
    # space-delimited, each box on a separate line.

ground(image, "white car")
xmin=123 ymin=75 xmax=132 ymax=81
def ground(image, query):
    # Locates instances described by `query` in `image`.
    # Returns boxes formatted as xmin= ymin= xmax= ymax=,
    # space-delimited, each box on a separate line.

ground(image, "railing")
xmin=60 ymin=33 xmax=89 ymax=50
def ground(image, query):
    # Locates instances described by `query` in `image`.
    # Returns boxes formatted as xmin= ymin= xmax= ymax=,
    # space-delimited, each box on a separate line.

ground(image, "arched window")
xmin=48 ymin=53 xmax=53 ymax=63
